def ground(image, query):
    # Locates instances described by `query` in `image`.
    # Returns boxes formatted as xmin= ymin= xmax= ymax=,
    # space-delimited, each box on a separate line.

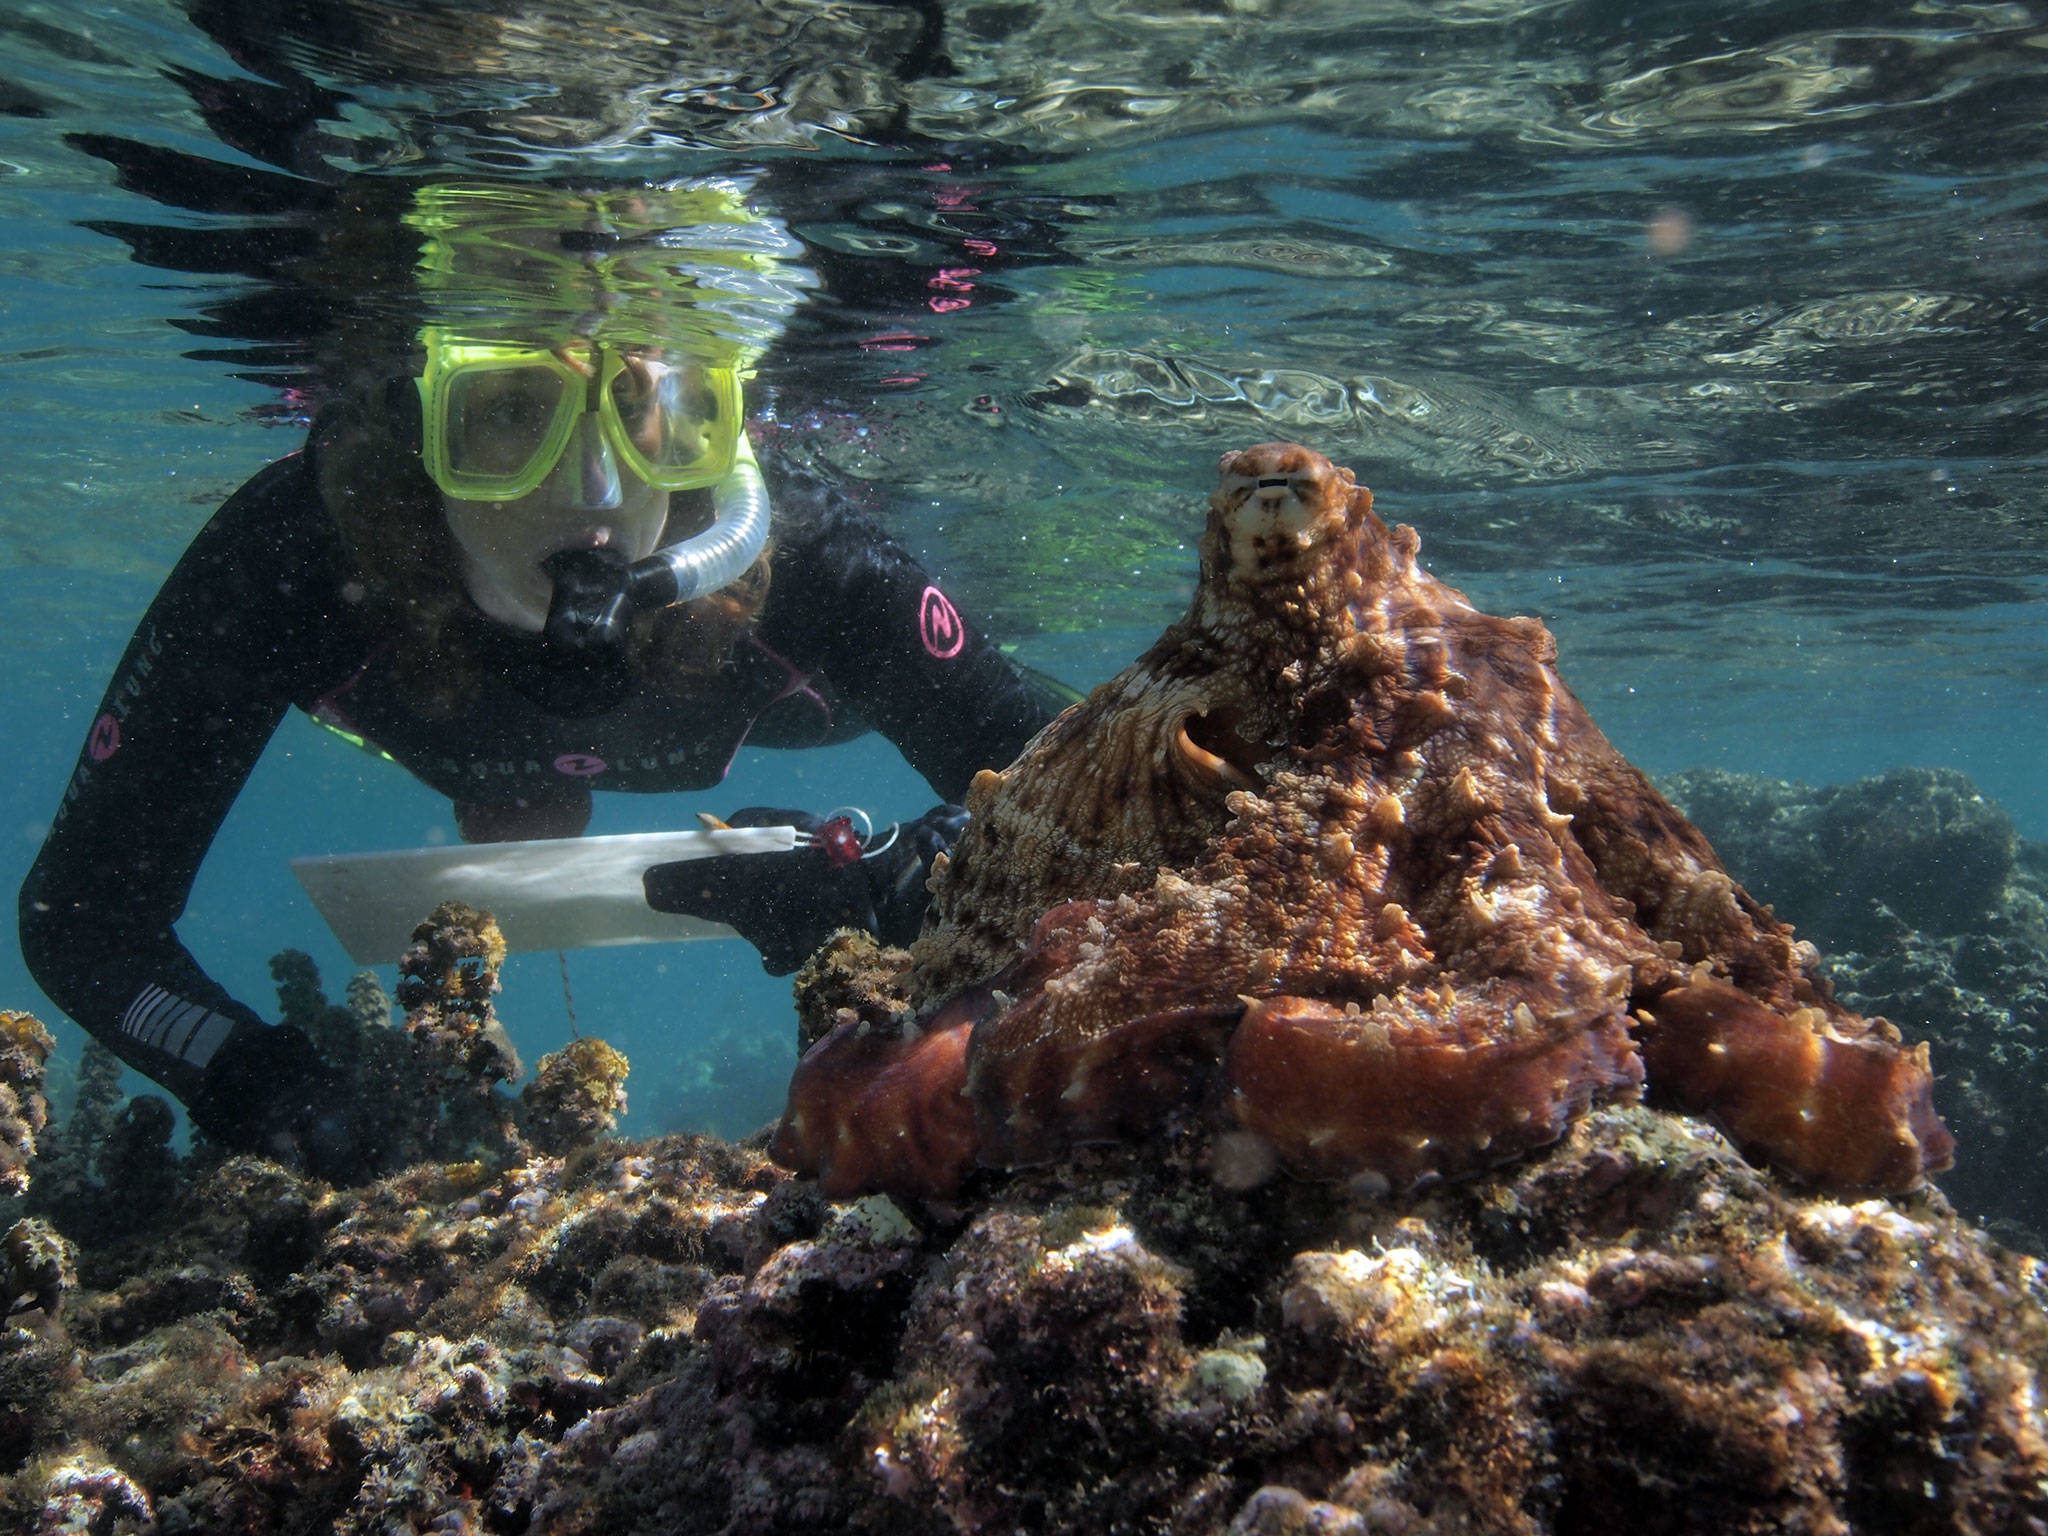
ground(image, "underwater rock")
xmin=0 ymin=1323 xmax=69 ymax=1482
xmin=2 ymin=1107 xmax=2040 ymax=1533
xmin=0 ymin=1012 xmax=55 ymax=1199
xmin=35 ymin=1461 xmax=153 ymax=1536
xmin=1667 ymin=767 xmax=2048 ymax=1249
xmin=777 ymin=443 xmax=1952 ymax=1202
xmin=1664 ymin=766 xmax=2018 ymax=953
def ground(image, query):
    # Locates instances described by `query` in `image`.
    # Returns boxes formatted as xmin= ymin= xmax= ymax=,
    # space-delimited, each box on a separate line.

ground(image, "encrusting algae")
xmin=524 ymin=1039 xmax=632 ymax=1156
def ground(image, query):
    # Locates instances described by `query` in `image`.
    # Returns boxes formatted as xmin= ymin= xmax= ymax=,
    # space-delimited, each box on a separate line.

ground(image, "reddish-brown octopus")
xmin=773 ymin=443 xmax=1954 ymax=1204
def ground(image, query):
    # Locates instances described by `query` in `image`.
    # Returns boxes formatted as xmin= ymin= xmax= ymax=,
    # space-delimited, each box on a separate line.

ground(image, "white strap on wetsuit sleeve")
xmin=119 ymin=983 xmax=236 ymax=1068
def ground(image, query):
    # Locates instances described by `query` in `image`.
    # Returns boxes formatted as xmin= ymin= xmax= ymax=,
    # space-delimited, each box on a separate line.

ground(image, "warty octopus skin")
xmin=772 ymin=443 xmax=1955 ymax=1204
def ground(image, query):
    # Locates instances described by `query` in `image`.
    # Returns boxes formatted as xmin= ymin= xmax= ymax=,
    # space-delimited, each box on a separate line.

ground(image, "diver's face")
xmin=442 ymin=454 xmax=670 ymax=632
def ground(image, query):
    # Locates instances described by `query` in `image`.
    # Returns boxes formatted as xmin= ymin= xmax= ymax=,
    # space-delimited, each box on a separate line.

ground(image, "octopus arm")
xmin=772 ymin=1019 xmax=978 ymax=1202
xmin=1225 ymin=983 xmax=1646 ymax=1188
xmin=1548 ymin=754 xmax=1768 ymax=959
xmin=1632 ymin=975 xmax=1954 ymax=1192
xmin=968 ymin=996 xmax=1244 ymax=1169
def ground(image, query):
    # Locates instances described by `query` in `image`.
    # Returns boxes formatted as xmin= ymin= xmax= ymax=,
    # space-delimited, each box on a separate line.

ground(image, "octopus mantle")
xmin=774 ymin=444 xmax=1953 ymax=1203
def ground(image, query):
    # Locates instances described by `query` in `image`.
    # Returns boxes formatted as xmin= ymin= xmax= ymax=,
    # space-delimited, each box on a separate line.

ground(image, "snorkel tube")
xmin=542 ymin=433 xmax=770 ymax=655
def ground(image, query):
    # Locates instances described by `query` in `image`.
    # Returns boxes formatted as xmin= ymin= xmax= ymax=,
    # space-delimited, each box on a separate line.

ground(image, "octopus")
xmin=772 ymin=443 xmax=1954 ymax=1204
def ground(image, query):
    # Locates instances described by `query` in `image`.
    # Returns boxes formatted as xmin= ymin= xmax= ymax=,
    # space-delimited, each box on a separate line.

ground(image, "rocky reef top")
xmin=1 ymin=1095 xmax=2044 ymax=1535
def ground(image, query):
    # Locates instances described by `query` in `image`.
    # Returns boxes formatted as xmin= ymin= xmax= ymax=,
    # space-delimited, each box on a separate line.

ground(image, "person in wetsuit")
xmin=18 ymin=182 xmax=1055 ymax=1175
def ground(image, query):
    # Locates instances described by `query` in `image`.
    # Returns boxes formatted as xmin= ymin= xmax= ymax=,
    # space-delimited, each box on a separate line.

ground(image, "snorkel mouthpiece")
xmin=540 ymin=434 xmax=774 ymax=659
xmin=542 ymin=546 xmax=637 ymax=655
xmin=539 ymin=545 xmax=713 ymax=656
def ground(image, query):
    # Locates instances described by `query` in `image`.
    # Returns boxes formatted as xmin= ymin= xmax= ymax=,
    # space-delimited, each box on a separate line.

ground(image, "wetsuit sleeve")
xmin=18 ymin=453 xmax=345 ymax=1106
xmin=755 ymin=463 xmax=1057 ymax=804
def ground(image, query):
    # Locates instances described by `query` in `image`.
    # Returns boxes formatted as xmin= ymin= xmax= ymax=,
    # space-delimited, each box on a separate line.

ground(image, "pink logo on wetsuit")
xmin=553 ymin=752 xmax=607 ymax=778
xmin=919 ymin=585 xmax=965 ymax=659
xmin=88 ymin=713 xmax=120 ymax=762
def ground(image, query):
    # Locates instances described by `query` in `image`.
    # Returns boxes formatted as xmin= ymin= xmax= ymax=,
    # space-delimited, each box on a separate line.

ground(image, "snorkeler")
xmin=18 ymin=182 xmax=1056 ymax=1178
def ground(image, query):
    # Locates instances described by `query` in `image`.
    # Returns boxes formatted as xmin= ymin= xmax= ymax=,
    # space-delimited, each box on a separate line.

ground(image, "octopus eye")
xmin=1257 ymin=476 xmax=1291 ymax=489
xmin=1174 ymin=707 xmax=1264 ymax=794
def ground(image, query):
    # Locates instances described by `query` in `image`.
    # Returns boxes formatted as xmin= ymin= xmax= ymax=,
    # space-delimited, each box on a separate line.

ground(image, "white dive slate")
xmin=291 ymin=825 xmax=800 ymax=963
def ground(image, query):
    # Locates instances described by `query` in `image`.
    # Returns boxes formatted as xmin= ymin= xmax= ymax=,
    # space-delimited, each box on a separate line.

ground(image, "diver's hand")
xmin=644 ymin=805 xmax=966 ymax=975
xmin=189 ymin=1021 xmax=365 ymax=1183
xmin=870 ymin=803 xmax=969 ymax=945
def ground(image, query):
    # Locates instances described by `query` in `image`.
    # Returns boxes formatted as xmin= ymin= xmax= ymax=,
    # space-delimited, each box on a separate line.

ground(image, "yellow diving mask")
xmin=417 ymin=327 xmax=743 ymax=503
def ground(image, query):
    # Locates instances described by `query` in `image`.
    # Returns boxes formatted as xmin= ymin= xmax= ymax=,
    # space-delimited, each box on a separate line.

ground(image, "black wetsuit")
xmin=19 ymin=447 xmax=1051 ymax=1108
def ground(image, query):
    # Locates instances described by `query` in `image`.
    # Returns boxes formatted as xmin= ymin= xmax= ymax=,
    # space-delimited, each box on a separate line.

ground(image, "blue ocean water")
xmin=0 ymin=0 xmax=2044 ymax=1141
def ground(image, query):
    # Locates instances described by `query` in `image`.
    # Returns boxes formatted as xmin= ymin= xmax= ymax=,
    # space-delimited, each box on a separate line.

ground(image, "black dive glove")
xmin=645 ymin=804 xmax=968 ymax=975
xmin=188 ymin=1021 xmax=364 ymax=1182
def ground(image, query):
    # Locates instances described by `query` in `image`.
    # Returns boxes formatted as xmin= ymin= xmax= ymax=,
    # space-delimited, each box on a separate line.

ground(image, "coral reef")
xmin=15 ymin=921 xmax=629 ymax=1302
xmin=0 ymin=1012 xmax=55 ymax=1199
xmin=778 ymin=443 xmax=1950 ymax=1202
xmin=398 ymin=901 xmax=522 ymax=1091
xmin=1666 ymin=767 xmax=2048 ymax=1248
xmin=269 ymin=907 xmax=591 ymax=1172
xmin=523 ymin=1038 xmax=631 ymax=1155
xmin=0 ymin=1101 xmax=2043 ymax=1533
xmin=3 ymin=758 xmax=2041 ymax=1531
xmin=1 ymin=1219 xmax=71 ymax=1319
